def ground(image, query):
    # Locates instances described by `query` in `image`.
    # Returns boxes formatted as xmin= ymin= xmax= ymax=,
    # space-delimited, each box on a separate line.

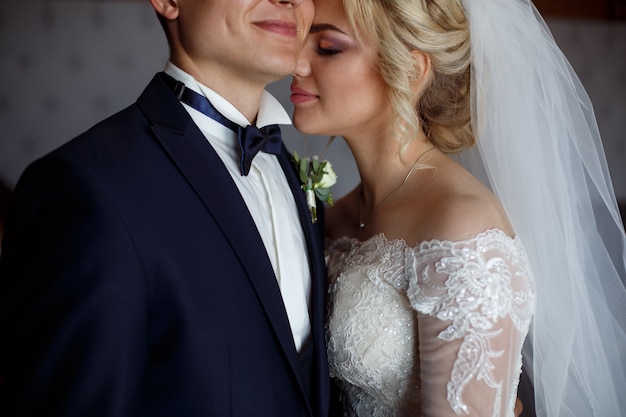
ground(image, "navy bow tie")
xmin=161 ymin=73 xmax=282 ymax=176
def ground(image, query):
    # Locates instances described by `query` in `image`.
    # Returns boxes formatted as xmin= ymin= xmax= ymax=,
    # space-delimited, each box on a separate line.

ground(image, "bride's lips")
xmin=290 ymin=85 xmax=318 ymax=105
xmin=254 ymin=20 xmax=298 ymax=37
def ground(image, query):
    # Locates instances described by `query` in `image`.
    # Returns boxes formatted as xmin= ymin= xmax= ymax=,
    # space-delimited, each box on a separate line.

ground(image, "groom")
xmin=0 ymin=0 xmax=330 ymax=416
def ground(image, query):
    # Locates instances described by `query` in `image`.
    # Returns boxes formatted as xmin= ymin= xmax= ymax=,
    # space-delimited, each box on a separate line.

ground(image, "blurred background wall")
xmin=1 ymin=0 xmax=625 ymax=201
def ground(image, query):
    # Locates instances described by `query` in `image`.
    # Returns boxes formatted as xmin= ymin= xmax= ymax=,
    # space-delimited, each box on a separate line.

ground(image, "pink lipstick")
xmin=290 ymin=85 xmax=318 ymax=105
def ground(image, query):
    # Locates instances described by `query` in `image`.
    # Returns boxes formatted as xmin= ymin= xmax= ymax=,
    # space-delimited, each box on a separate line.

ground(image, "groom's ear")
xmin=150 ymin=0 xmax=179 ymax=21
xmin=150 ymin=0 xmax=180 ymax=47
xmin=410 ymin=50 xmax=433 ymax=97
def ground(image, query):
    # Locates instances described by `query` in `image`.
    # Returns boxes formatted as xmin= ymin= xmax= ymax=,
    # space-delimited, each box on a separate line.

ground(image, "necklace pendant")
xmin=359 ymin=222 xmax=366 ymax=229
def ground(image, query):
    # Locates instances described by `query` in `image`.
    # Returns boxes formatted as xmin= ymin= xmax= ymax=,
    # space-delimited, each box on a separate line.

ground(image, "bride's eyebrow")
xmin=310 ymin=23 xmax=347 ymax=34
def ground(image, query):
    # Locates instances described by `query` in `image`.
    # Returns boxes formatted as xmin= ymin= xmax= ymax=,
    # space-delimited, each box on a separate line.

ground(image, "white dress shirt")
xmin=164 ymin=63 xmax=311 ymax=352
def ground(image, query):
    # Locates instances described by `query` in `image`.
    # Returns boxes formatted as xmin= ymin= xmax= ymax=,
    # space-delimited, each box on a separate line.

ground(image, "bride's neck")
xmin=353 ymin=135 xmax=433 ymax=207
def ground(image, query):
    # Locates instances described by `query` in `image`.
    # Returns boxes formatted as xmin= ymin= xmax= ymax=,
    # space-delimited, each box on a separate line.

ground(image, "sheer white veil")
xmin=458 ymin=0 xmax=626 ymax=415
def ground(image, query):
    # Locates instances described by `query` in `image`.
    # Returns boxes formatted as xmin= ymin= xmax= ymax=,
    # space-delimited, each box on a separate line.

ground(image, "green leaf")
xmin=312 ymin=158 xmax=320 ymax=172
xmin=299 ymin=158 xmax=309 ymax=183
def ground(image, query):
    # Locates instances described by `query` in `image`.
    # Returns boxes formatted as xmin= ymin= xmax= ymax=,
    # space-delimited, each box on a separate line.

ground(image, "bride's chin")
xmin=292 ymin=122 xmax=321 ymax=137
xmin=292 ymin=114 xmax=336 ymax=137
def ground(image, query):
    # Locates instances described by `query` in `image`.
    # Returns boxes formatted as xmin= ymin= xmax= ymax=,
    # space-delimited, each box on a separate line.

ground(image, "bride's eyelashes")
xmin=317 ymin=41 xmax=343 ymax=56
xmin=317 ymin=45 xmax=342 ymax=56
xmin=316 ymin=38 xmax=347 ymax=57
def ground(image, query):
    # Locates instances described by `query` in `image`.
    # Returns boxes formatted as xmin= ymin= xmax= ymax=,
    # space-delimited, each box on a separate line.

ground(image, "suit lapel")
xmin=137 ymin=74 xmax=316 ymax=414
xmin=276 ymin=148 xmax=326 ymax=291
xmin=277 ymin=147 xmax=330 ymax=417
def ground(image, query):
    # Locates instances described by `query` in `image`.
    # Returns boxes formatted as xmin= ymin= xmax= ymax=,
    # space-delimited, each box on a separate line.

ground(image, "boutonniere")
xmin=293 ymin=151 xmax=337 ymax=223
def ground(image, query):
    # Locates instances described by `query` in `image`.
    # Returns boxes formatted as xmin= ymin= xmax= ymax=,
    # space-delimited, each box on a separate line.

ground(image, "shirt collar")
xmin=164 ymin=62 xmax=292 ymax=129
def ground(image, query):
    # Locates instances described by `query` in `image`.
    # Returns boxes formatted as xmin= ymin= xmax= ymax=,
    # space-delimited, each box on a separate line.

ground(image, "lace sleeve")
xmin=407 ymin=230 xmax=534 ymax=417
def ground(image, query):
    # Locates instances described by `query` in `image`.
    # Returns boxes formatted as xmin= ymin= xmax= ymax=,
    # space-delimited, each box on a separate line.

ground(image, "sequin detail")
xmin=325 ymin=229 xmax=535 ymax=416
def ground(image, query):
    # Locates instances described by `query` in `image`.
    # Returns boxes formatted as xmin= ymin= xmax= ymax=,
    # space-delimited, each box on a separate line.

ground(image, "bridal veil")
xmin=458 ymin=0 xmax=626 ymax=415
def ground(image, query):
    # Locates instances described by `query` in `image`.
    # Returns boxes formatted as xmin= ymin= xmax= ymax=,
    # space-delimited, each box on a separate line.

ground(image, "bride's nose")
xmin=294 ymin=51 xmax=312 ymax=78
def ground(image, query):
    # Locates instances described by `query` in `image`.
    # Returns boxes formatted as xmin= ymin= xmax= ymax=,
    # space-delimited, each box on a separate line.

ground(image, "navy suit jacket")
xmin=0 ymin=73 xmax=330 ymax=417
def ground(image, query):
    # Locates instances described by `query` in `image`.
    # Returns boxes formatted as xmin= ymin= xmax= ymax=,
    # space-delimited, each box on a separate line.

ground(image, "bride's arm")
xmin=407 ymin=233 xmax=534 ymax=416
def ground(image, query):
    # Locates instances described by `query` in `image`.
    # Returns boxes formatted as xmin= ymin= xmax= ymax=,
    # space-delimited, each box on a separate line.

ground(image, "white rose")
xmin=318 ymin=163 xmax=337 ymax=188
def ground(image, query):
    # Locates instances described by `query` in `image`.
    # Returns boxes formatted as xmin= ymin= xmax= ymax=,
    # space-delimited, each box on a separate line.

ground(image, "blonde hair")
xmin=342 ymin=0 xmax=474 ymax=153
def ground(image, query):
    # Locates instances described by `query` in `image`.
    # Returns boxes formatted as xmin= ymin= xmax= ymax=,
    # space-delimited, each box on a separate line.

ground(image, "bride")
xmin=291 ymin=0 xmax=626 ymax=416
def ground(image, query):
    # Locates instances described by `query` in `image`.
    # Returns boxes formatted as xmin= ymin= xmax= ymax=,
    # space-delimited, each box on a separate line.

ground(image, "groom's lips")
xmin=290 ymin=85 xmax=318 ymax=105
xmin=254 ymin=20 xmax=298 ymax=37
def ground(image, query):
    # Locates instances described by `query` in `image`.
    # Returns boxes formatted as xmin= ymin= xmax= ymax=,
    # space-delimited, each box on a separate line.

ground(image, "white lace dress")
xmin=325 ymin=229 xmax=535 ymax=417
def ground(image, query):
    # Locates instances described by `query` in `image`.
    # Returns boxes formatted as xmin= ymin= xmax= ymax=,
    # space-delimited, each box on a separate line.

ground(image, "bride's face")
xmin=290 ymin=0 xmax=391 ymax=139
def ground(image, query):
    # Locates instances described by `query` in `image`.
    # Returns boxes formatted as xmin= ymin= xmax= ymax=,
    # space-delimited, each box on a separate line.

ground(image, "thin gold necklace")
xmin=358 ymin=146 xmax=435 ymax=229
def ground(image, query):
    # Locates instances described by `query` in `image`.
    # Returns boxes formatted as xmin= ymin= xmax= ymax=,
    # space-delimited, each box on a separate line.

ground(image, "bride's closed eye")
xmin=308 ymin=23 xmax=356 ymax=58
xmin=317 ymin=38 xmax=343 ymax=56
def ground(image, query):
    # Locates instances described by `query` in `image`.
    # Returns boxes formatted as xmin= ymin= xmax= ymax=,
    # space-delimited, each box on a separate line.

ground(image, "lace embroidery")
xmin=325 ymin=229 xmax=535 ymax=416
xmin=408 ymin=230 xmax=534 ymax=414
xmin=326 ymin=237 xmax=420 ymax=416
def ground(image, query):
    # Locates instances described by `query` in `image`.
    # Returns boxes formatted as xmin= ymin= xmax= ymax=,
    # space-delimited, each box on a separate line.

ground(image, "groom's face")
xmin=171 ymin=0 xmax=315 ymax=85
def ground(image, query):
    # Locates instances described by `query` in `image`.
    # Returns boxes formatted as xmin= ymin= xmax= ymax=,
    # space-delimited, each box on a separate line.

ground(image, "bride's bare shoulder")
xmin=409 ymin=161 xmax=515 ymax=245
